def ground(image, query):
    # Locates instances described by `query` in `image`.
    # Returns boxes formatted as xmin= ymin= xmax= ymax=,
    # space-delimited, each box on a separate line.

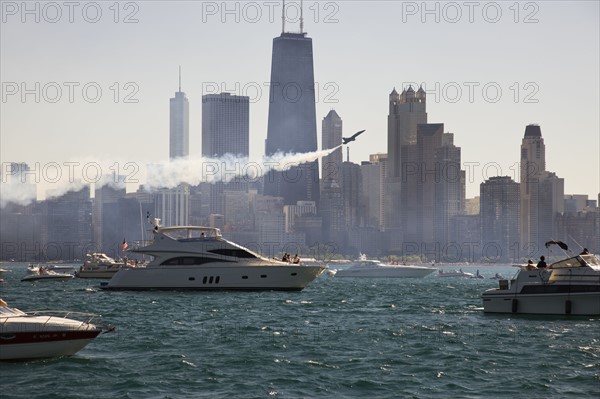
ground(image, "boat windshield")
xmin=160 ymin=227 xmax=222 ymax=241
xmin=580 ymin=254 xmax=600 ymax=268
xmin=550 ymin=256 xmax=586 ymax=269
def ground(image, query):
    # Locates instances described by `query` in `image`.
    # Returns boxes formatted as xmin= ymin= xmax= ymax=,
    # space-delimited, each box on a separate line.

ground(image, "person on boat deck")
xmin=526 ymin=259 xmax=536 ymax=270
xmin=200 ymin=232 xmax=206 ymax=239
xmin=537 ymin=256 xmax=547 ymax=269
xmin=292 ymin=254 xmax=300 ymax=264
xmin=580 ymin=248 xmax=590 ymax=255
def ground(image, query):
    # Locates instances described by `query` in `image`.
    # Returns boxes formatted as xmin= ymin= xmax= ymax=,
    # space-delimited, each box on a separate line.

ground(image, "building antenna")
xmin=178 ymin=65 xmax=181 ymax=92
xmin=282 ymin=0 xmax=285 ymax=33
xmin=300 ymin=0 xmax=304 ymax=33
xmin=346 ymin=146 xmax=350 ymax=162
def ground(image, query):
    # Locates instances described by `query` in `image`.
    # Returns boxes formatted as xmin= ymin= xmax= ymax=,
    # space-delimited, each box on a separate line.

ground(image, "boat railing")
xmin=1 ymin=310 xmax=115 ymax=332
xmin=127 ymin=240 xmax=154 ymax=251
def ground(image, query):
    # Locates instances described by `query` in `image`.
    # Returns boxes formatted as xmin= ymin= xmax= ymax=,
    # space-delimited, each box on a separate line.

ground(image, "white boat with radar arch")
xmin=101 ymin=219 xmax=325 ymax=291
xmin=482 ymin=241 xmax=600 ymax=315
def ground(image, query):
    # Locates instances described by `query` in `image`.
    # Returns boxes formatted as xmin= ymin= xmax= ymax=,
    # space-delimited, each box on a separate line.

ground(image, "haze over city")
xmin=1 ymin=1 xmax=598 ymax=200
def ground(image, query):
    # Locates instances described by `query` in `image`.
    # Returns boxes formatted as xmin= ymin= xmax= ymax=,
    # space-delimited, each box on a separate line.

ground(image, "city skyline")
xmin=1 ymin=1 xmax=598 ymax=200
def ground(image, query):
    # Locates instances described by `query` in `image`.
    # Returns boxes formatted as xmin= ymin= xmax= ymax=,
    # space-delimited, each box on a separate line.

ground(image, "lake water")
xmin=1 ymin=263 xmax=598 ymax=398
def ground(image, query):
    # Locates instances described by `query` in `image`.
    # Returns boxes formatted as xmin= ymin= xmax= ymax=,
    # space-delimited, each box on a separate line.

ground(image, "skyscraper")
xmin=202 ymin=92 xmax=250 ymax=216
xmin=169 ymin=67 xmax=189 ymax=159
xmin=480 ymin=176 xmax=520 ymax=261
xmin=158 ymin=69 xmax=190 ymax=226
xmin=519 ymin=124 xmax=546 ymax=253
xmin=386 ymin=86 xmax=427 ymax=250
xmin=519 ymin=124 xmax=565 ymax=256
xmin=264 ymin=10 xmax=319 ymax=206
xmin=321 ymin=110 xmax=343 ymax=184
xmin=435 ymin=133 xmax=464 ymax=247
xmin=202 ymin=93 xmax=249 ymax=158
xmin=387 ymin=86 xmax=427 ymax=179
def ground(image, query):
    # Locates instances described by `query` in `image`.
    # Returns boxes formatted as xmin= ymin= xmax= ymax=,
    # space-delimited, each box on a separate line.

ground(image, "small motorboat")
xmin=482 ymin=241 xmax=600 ymax=315
xmin=470 ymin=270 xmax=485 ymax=279
xmin=437 ymin=269 xmax=475 ymax=278
xmin=21 ymin=268 xmax=74 ymax=282
xmin=335 ymin=255 xmax=436 ymax=278
xmin=27 ymin=264 xmax=41 ymax=274
xmin=490 ymin=273 xmax=505 ymax=280
xmin=0 ymin=298 xmax=114 ymax=360
xmin=0 ymin=268 xmax=9 ymax=274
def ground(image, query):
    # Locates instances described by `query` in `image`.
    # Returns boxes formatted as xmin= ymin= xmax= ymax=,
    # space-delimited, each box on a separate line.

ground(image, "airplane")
xmin=342 ymin=130 xmax=366 ymax=145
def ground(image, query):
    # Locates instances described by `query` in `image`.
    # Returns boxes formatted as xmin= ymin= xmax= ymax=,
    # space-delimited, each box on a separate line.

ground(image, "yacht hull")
xmin=76 ymin=270 xmax=119 ymax=279
xmin=482 ymin=291 xmax=600 ymax=315
xmin=101 ymin=265 xmax=325 ymax=291
xmin=0 ymin=331 xmax=101 ymax=360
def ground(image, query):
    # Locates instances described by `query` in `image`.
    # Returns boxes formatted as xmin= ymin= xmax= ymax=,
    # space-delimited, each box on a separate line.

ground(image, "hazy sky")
xmin=1 ymin=0 xmax=598 ymax=199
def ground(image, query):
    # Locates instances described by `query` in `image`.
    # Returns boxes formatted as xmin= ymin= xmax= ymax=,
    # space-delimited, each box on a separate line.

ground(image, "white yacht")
xmin=482 ymin=253 xmax=600 ymax=315
xmin=0 ymin=299 xmax=113 ymax=360
xmin=100 ymin=225 xmax=325 ymax=291
xmin=76 ymin=253 xmax=129 ymax=279
xmin=335 ymin=255 xmax=436 ymax=278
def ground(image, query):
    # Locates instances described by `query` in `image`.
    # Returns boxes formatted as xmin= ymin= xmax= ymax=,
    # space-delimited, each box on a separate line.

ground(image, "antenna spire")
xmin=178 ymin=65 xmax=181 ymax=92
xmin=282 ymin=0 xmax=285 ymax=33
xmin=346 ymin=146 xmax=350 ymax=162
xmin=300 ymin=0 xmax=304 ymax=33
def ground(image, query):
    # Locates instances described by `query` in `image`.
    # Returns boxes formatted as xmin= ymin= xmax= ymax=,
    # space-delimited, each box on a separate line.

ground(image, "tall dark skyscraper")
xmin=264 ymin=11 xmax=319 ymax=206
xmin=169 ymin=67 xmax=189 ymax=159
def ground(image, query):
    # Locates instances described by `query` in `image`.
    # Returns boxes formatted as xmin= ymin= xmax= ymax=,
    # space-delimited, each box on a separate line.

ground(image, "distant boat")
xmin=335 ymin=254 xmax=436 ymax=278
xmin=21 ymin=268 xmax=74 ymax=282
xmin=470 ymin=270 xmax=485 ymax=279
xmin=75 ymin=253 xmax=130 ymax=279
xmin=437 ymin=269 xmax=475 ymax=278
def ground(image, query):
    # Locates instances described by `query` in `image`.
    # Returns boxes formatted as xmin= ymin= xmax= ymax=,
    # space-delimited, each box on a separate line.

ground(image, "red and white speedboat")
xmin=0 ymin=299 xmax=113 ymax=360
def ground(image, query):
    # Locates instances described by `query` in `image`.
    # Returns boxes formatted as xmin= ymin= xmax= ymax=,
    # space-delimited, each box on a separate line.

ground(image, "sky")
xmin=1 ymin=0 xmax=599 ymax=201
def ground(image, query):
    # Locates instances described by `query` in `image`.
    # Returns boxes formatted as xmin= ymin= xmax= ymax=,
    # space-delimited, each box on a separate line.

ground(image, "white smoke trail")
xmin=0 ymin=145 xmax=342 ymax=207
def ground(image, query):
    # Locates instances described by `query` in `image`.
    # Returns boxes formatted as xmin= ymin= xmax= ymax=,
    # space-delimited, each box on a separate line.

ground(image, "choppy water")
xmin=1 ymin=263 xmax=598 ymax=398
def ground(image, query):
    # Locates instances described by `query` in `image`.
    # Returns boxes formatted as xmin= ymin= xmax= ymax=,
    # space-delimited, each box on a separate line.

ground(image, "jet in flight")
xmin=342 ymin=130 xmax=366 ymax=145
